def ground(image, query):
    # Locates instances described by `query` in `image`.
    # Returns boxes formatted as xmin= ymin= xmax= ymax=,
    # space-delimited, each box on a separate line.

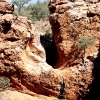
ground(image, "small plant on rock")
xmin=0 ymin=76 xmax=11 ymax=88
xmin=77 ymin=36 xmax=95 ymax=63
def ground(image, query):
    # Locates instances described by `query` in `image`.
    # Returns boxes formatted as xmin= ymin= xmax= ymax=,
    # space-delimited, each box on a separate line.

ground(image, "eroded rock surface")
xmin=0 ymin=0 xmax=100 ymax=100
xmin=49 ymin=0 xmax=100 ymax=68
xmin=0 ymin=1 xmax=62 ymax=99
xmin=0 ymin=1 xmax=14 ymax=14
xmin=49 ymin=0 xmax=100 ymax=99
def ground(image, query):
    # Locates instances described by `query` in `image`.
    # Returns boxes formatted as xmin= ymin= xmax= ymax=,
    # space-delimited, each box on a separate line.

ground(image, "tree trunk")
xmin=18 ymin=7 xmax=21 ymax=15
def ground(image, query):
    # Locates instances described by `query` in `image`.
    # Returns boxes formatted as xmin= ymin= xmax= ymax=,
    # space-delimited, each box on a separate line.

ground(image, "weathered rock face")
xmin=49 ymin=0 xmax=100 ymax=99
xmin=49 ymin=0 xmax=100 ymax=68
xmin=0 ymin=0 xmax=100 ymax=100
xmin=0 ymin=1 xmax=14 ymax=14
xmin=0 ymin=1 xmax=62 ymax=99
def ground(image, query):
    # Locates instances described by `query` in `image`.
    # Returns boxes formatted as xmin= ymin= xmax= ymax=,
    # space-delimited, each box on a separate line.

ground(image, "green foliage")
xmin=12 ymin=0 xmax=31 ymax=15
xmin=77 ymin=36 xmax=95 ymax=50
xmin=12 ymin=0 xmax=50 ymax=22
xmin=85 ymin=0 xmax=90 ymax=2
xmin=29 ymin=0 xmax=50 ymax=21
xmin=73 ymin=4 xmax=77 ymax=8
xmin=0 ymin=76 xmax=11 ymax=88
xmin=77 ymin=36 xmax=95 ymax=63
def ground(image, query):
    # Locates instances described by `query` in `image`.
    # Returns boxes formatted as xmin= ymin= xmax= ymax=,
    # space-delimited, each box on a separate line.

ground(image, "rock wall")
xmin=0 ymin=0 xmax=100 ymax=100
xmin=0 ymin=1 xmax=13 ymax=14
xmin=0 ymin=0 xmax=62 ymax=99
xmin=49 ymin=0 xmax=100 ymax=99
xmin=49 ymin=0 xmax=100 ymax=68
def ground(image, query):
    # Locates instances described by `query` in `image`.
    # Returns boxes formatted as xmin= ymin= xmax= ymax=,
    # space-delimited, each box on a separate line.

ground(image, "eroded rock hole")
xmin=1 ymin=21 xmax=11 ymax=34
xmin=40 ymin=33 xmax=58 ymax=67
xmin=4 ymin=37 xmax=20 ymax=42
xmin=48 ymin=6 xmax=56 ymax=14
xmin=87 ymin=12 xmax=96 ymax=17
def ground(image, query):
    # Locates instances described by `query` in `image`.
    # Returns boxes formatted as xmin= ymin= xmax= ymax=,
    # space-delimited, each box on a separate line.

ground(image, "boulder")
xmin=0 ymin=0 xmax=6 ymax=2
xmin=0 ymin=2 xmax=14 ymax=14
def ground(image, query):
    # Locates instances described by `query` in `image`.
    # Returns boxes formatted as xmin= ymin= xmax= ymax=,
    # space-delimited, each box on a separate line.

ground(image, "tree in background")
xmin=12 ymin=0 xmax=50 ymax=22
xmin=28 ymin=0 xmax=50 ymax=21
xmin=77 ymin=36 xmax=95 ymax=63
xmin=12 ymin=0 xmax=31 ymax=15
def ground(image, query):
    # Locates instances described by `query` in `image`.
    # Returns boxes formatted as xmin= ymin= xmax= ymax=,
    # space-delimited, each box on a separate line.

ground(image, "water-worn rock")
xmin=0 ymin=1 xmax=62 ymax=99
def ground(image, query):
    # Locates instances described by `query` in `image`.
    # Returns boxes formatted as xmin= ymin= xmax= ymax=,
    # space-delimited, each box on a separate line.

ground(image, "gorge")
xmin=0 ymin=0 xmax=100 ymax=100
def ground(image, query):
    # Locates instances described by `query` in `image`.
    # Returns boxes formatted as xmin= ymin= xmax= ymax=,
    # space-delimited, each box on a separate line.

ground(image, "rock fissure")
xmin=40 ymin=34 xmax=58 ymax=68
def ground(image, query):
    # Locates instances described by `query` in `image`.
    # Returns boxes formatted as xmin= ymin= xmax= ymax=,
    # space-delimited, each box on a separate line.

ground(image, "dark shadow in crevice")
xmin=40 ymin=34 xmax=58 ymax=67
xmin=87 ymin=12 xmax=99 ymax=17
xmin=82 ymin=48 xmax=100 ymax=100
xmin=1 ymin=22 xmax=11 ymax=34
xmin=48 ymin=5 xmax=56 ymax=14
xmin=4 ymin=37 xmax=20 ymax=42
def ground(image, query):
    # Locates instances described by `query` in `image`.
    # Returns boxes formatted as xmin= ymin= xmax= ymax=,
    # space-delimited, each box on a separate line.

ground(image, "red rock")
xmin=0 ymin=2 xmax=14 ymax=14
xmin=0 ymin=0 xmax=99 ymax=100
xmin=0 ymin=0 xmax=6 ymax=2
xmin=0 ymin=2 xmax=61 ymax=99
xmin=49 ymin=0 xmax=100 ymax=99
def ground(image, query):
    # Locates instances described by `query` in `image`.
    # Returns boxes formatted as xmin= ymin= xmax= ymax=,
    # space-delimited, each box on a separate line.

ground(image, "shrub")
xmin=77 ymin=36 xmax=95 ymax=63
xmin=0 ymin=76 xmax=11 ymax=88
xmin=77 ymin=36 xmax=94 ymax=50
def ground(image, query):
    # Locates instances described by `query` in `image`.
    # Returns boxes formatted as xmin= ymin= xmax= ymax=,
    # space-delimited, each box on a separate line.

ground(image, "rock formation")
xmin=0 ymin=0 xmax=61 ymax=99
xmin=0 ymin=1 xmax=13 ymax=14
xmin=49 ymin=0 xmax=100 ymax=68
xmin=0 ymin=0 xmax=100 ymax=100
xmin=49 ymin=0 xmax=100 ymax=99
